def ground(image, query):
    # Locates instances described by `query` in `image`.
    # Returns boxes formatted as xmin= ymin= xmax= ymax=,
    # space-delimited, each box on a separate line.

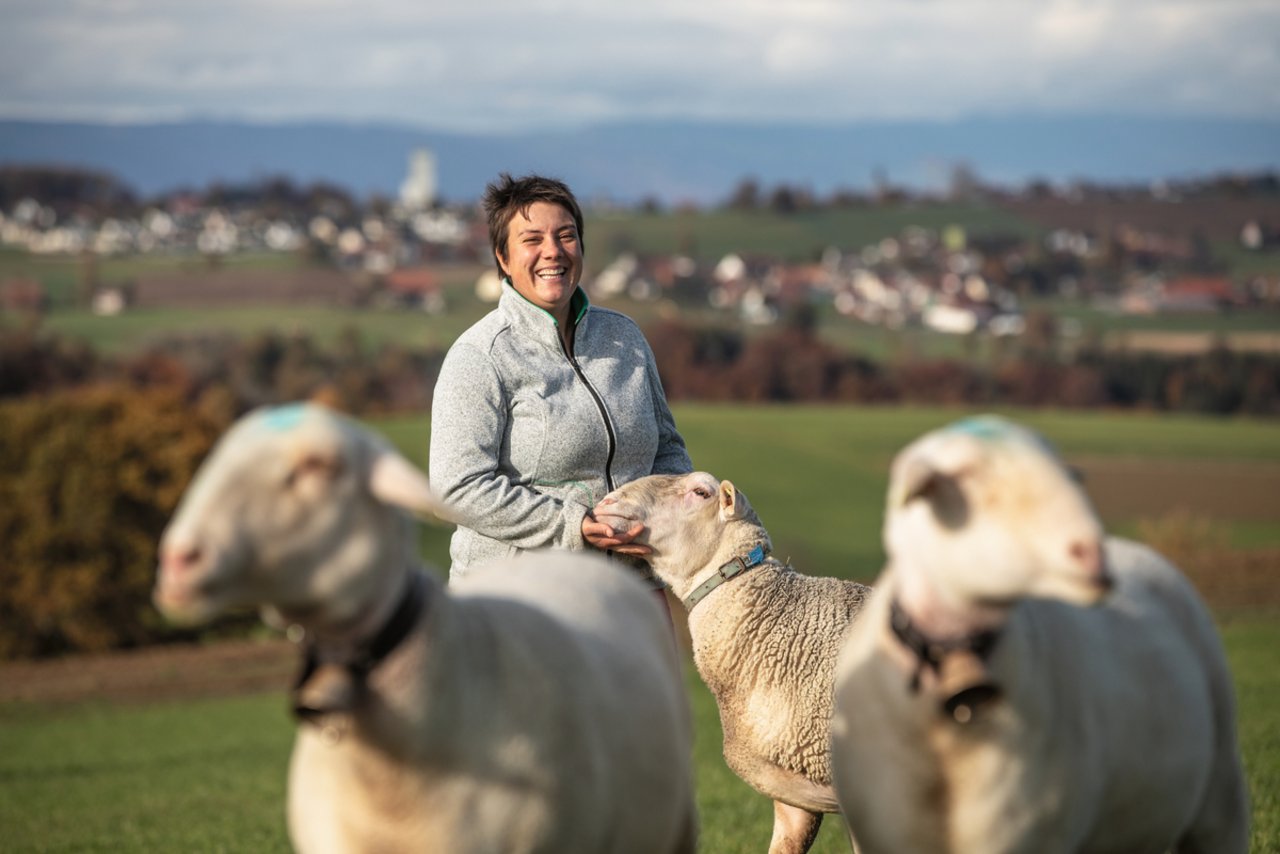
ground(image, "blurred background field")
xmin=3 ymin=194 xmax=1279 ymax=852
xmin=3 ymin=186 xmax=1279 ymax=851
xmin=1 ymin=405 xmax=1276 ymax=853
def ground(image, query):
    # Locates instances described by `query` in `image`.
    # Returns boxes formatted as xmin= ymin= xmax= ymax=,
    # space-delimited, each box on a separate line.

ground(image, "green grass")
xmin=1225 ymin=618 xmax=1280 ymax=853
xmin=1024 ymin=295 xmax=1280 ymax=336
xmin=680 ymin=405 xmax=1280 ymax=564
xmin=1213 ymin=240 xmax=1280 ymax=280
xmin=1 ymin=404 xmax=1277 ymax=852
xmin=39 ymin=304 xmax=482 ymax=355
xmin=1 ymin=621 xmax=1275 ymax=854
xmin=385 ymin=403 xmax=1280 ymax=576
xmin=587 ymin=202 xmax=1041 ymax=263
xmin=0 ymin=249 xmax=305 ymax=307
xmin=21 ymin=262 xmax=494 ymax=355
xmin=0 ymin=694 xmax=295 ymax=852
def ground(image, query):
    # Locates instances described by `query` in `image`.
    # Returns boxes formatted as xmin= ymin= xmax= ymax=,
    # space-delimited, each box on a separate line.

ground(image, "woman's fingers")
xmin=583 ymin=517 xmax=649 ymax=552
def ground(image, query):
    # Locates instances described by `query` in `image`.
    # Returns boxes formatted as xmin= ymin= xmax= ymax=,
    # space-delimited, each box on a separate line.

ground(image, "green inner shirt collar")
xmin=570 ymin=287 xmax=589 ymax=325
xmin=508 ymin=280 xmax=590 ymax=328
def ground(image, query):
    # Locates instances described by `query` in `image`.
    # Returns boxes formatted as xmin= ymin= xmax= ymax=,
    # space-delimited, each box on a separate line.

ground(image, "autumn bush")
xmin=0 ymin=384 xmax=231 ymax=658
xmin=1135 ymin=509 xmax=1280 ymax=615
xmin=5 ymin=319 xmax=1280 ymax=416
xmin=0 ymin=327 xmax=98 ymax=397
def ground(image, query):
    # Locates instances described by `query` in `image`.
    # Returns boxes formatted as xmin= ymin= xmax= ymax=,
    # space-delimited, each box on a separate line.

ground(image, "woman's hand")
xmin=582 ymin=513 xmax=652 ymax=557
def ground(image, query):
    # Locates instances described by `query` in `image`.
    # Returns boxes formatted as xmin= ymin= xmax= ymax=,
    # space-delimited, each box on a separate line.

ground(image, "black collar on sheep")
xmin=889 ymin=598 xmax=1003 ymax=724
xmin=290 ymin=569 xmax=429 ymax=731
xmin=681 ymin=543 xmax=770 ymax=611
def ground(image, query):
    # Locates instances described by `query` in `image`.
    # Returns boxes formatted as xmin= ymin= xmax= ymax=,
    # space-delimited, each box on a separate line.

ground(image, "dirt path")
xmin=1071 ymin=456 xmax=1280 ymax=523
xmin=0 ymin=637 xmax=297 ymax=705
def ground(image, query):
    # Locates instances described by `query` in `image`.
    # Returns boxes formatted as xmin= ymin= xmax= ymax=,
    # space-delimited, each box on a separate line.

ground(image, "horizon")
xmin=3 ymin=113 xmax=1279 ymax=206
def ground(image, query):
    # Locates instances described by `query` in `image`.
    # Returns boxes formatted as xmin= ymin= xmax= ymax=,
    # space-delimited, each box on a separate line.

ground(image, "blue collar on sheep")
xmin=290 ymin=570 xmax=429 ymax=729
xmin=682 ymin=544 xmax=769 ymax=611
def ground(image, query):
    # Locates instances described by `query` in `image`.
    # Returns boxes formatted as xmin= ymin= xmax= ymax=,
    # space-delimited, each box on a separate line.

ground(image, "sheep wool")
xmin=155 ymin=403 xmax=697 ymax=854
xmin=595 ymin=471 xmax=871 ymax=854
xmin=830 ymin=415 xmax=1249 ymax=854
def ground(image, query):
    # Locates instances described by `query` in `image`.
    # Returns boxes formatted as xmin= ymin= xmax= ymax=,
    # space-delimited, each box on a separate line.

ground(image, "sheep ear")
xmin=718 ymin=480 xmax=744 ymax=521
xmin=893 ymin=456 xmax=970 ymax=529
xmin=894 ymin=456 xmax=940 ymax=507
xmin=369 ymin=450 xmax=450 ymax=523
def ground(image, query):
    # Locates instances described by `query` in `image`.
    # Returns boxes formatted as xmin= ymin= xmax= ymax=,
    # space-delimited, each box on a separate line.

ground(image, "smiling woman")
xmin=428 ymin=173 xmax=693 ymax=611
xmin=498 ymin=200 xmax=583 ymax=339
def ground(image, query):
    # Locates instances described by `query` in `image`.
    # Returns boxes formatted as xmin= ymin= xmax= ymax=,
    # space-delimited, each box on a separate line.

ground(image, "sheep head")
xmin=595 ymin=472 xmax=768 ymax=591
xmin=885 ymin=415 xmax=1110 ymax=614
xmin=154 ymin=403 xmax=448 ymax=628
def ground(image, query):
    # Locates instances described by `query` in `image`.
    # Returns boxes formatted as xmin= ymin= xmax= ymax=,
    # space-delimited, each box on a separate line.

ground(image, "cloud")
xmin=0 ymin=0 xmax=1276 ymax=128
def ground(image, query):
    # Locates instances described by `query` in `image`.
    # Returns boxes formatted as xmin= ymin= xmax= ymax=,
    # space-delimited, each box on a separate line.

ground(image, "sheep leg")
xmin=1172 ymin=759 xmax=1250 ymax=854
xmin=843 ymin=820 xmax=863 ymax=854
xmin=672 ymin=800 xmax=698 ymax=854
xmin=768 ymin=801 xmax=823 ymax=854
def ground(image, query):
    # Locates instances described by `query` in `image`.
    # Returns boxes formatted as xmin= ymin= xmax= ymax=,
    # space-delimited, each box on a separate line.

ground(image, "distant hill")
xmin=1 ymin=115 xmax=1277 ymax=206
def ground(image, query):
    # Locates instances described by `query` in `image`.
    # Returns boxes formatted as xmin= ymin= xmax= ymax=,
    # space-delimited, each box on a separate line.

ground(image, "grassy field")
xmin=586 ymin=203 xmax=1042 ymax=263
xmin=382 ymin=403 xmax=1280 ymax=574
xmin=1 ymin=405 xmax=1277 ymax=852
xmin=38 ymin=303 xmax=483 ymax=356
xmin=0 ymin=247 xmax=305 ymax=307
xmin=27 ymin=288 xmax=1280 ymax=364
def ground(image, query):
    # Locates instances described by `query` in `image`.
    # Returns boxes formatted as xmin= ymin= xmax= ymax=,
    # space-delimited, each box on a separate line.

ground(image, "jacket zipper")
xmin=559 ymin=333 xmax=618 ymax=493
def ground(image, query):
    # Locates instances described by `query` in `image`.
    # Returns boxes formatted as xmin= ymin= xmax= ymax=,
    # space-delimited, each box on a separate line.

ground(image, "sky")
xmin=1 ymin=0 xmax=1277 ymax=132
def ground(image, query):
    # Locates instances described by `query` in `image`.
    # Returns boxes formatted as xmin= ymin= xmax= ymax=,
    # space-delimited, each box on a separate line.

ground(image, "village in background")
xmin=2 ymin=146 xmax=1279 ymax=416
xmin=5 ymin=149 xmax=1279 ymax=331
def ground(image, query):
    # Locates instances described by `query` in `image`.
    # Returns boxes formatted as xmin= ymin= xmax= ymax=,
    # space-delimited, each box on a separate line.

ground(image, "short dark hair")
xmin=482 ymin=173 xmax=585 ymax=273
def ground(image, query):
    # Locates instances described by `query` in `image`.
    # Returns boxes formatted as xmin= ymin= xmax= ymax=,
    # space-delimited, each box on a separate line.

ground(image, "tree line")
xmin=4 ymin=316 xmax=1279 ymax=417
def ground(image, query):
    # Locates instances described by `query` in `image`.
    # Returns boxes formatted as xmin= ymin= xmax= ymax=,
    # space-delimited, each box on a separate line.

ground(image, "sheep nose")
xmin=160 ymin=543 xmax=202 ymax=574
xmin=1069 ymin=539 xmax=1112 ymax=591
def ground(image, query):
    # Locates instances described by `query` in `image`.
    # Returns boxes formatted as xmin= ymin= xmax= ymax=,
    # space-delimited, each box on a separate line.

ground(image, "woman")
xmin=429 ymin=173 xmax=692 ymax=590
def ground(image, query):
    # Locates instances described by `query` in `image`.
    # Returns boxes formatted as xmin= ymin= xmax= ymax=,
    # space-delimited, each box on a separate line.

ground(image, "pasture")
xmin=1 ymin=405 xmax=1277 ymax=852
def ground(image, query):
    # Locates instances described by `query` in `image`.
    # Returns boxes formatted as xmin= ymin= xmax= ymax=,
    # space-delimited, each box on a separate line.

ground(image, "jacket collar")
xmin=499 ymin=280 xmax=591 ymax=350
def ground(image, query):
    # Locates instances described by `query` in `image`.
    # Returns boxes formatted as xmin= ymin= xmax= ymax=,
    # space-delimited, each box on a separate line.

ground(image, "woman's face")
xmin=500 ymin=201 xmax=583 ymax=322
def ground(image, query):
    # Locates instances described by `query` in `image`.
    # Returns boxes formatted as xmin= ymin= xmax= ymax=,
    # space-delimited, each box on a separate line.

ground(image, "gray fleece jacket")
xmin=429 ymin=282 xmax=692 ymax=579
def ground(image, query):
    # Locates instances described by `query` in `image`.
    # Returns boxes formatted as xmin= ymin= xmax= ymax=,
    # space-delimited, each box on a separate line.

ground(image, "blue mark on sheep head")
xmin=947 ymin=415 xmax=1017 ymax=440
xmin=260 ymin=403 xmax=311 ymax=432
xmin=946 ymin=415 xmax=1060 ymax=459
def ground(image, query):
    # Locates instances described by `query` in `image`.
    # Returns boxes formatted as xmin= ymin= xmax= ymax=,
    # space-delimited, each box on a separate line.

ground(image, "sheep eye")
xmin=692 ymin=487 xmax=711 ymax=499
xmin=285 ymin=454 xmax=340 ymax=489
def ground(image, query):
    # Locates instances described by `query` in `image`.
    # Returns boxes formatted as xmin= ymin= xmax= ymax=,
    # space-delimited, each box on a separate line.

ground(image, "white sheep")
xmin=830 ymin=415 xmax=1249 ymax=854
xmin=154 ymin=402 xmax=697 ymax=854
xmin=594 ymin=472 xmax=872 ymax=854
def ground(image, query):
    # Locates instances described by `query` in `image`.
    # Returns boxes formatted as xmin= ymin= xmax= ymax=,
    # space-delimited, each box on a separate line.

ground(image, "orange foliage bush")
xmin=0 ymin=385 xmax=230 ymax=658
xmin=1134 ymin=509 xmax=1280 ymax=615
